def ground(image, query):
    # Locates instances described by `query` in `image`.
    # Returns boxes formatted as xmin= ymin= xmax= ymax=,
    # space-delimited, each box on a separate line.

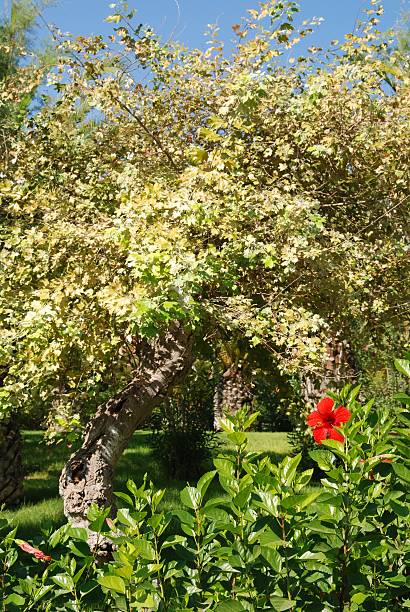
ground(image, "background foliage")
xmin=0 ymin=0 xmax=408 ymax=435
xmin=149 ymin=362 xmax=218 ymax=479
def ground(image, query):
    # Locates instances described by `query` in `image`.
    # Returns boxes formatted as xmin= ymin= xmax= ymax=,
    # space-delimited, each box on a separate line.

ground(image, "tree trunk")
xmin=213 ymin=366 xmax=251 ymax=429
xmin=301 ymin=339 xmax=356 ymax=407
xmin=0 ymin=417 xmax=23 ymax=507
xmin=59 ymin=323 xmax=193 ymax=536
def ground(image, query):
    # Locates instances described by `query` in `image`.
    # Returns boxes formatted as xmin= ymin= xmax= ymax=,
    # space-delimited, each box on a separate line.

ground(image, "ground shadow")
xmin=2 ymin=430 xmax=291 ymax=536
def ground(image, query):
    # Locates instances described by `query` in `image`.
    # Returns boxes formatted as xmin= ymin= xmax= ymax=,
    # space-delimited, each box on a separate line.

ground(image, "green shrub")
xmin=251 ymin=375 xmax=293 ymax=432
xmin=1 ymin=359 xmax=409 ymax=611
xmin=149 ymin=363 xmax=218 ymax=480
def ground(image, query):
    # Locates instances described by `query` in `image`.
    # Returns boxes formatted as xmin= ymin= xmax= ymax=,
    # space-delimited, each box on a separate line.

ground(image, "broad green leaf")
xmin=393 ymin=463 xmax=410 ymax=484
xmin=213 ymin=458 xmax=235 ymax=476
xmin=215 ymin=601 xmax=246 ymax=612
xmin=270 ymin=597 xmax=296 ymax=611
xmin=189 ymin=146 xmax=208 ymax=164
xmin=180 ymin=486 xmax=201 ymax=510
xmin=257 ymin=490 xmax=279 ymax=515
xmin=52 ymin=574 xmax=75 ymax=592
xmin=351 ymin=593 xmax=368 ymax=605
xmin=197 ymin=470 xmax=217 ymax=498
xmin=233 ymin=485 xmax=252 ymax=508
xmin=217 ymin=417 xmax=235 ymax=433
xmin=281 ymin=491 xmax=321 ymax=511
xmin=133 ymin=539 xmax=156 ymax=561
xmin=73 ymin=564 xmax=88 ymax=584
xmin=261 ymin=546 xmax=282 ymax=572
xmin=306 ymin=520 xmax=337 ymax=535
xmin=4 ymin=594 xmax=25 ymax=606
xmin=117 ymin=507 xmax=137 ymax=528
xmin=298 ymin=551 xmax=326 ymax=561
xmin=227 ymin=431 xmax=247 ymax=446
xmin=151 ymin=488 xmax=165 ymax=510
xmin=173 ymin=509 xmax=195 ymax=527
xmin=48 ymin=524 xmax=67 ymax=548
xmin=66 ymin=526 xmax=88 ymax=541
xmin=114 ymin=491 xmax=133 ymax=506
xmin=394 ymin=392 xmax=410 ymax=405
xmin=68 ymin=540 xmax=91 ymax=558
xmin=204 ymin=506 xmax=230 ymax=523
xmin=180 ymin=523 xmax=196 ymax=537
xmin=86 ymin=503 xmax=103 ymax=522
xmin=32 ymin=585 xmax=54 ymax=603
xmin=258 ymin=529 xmax=284 ymax=547
xmin=127 ymin=479 xmax=143 ymax=499
xmin=347 ymin=384 xmax=361 ymax=403
xmin=281 ymin=453 xmax=301 ymax=485
xmin=87 ymin=504 xmax=111 ymax=532
xmin=390 ymin=500 xmax=409 ymax=517
xmin=394 ymin=359 xmax=410 ymax=378
xmin=242 ymin=411 xmax=260 ymax=430
xmin=197 ymin=126 xmax=222 ymax=142
xmin=132 ymin=595 xmax=157 ymax=608
xmin=161 ymin=535 xmax=186 ymax=549
xmin=98 ymin=575 xmax=126 ymax=594
xmin=320 ymin=439 xmax=347 ymax=459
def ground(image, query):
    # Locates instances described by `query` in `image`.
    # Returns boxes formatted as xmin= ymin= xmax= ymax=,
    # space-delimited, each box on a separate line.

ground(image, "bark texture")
xmin=213 ymin=366 xmax=251 ymax=429
xmin=0 ymin=418 xmax=23 ymax=507
xmin=301 ymin=339 xmax=356 ymax=407
xmin=59 ymin=323 xmax=193 ymax=532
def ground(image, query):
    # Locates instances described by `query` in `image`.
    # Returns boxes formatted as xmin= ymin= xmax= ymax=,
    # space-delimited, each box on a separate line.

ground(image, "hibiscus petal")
xmin=313 ymin=426 xmax=331 ymax=443
xmin=18 ymin=541 xmax=37 ymax=555
xmin=34 ymin=551 xmax=51 ymax=561
xmin=307 ymin=411 xmax=323 ymax=427
xmin=18 ymin=541 xmax=50 ymax=561
xmin=333 ymin=406 xmax=351 ymax=425
xmin=329 ymin=427 xmax=345 ymax=443
xmin=316 ymin=397 xmax=334 ymax=417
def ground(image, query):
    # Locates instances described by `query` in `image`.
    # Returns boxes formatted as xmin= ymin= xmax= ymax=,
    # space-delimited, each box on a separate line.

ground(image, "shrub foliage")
xmin=149 ymin=363 xmax=218 ymax=480
xmin=1 ymin=359 xmax=409 ymax=611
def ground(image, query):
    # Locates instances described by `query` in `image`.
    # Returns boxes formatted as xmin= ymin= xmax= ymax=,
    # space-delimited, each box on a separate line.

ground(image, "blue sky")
xmin=41 ymin=0 xmax=406 ymax=52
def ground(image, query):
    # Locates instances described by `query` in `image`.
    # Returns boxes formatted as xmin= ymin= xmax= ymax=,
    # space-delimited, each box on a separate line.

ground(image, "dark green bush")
xmin=251 ymin=375 xmax=293 ymax=432
xmin=149 ymin=363 xmax=219 ymax=480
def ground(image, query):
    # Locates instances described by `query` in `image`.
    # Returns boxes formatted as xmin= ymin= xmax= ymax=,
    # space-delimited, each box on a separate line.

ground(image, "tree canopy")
xmin=0 ymin=0 xmax=409 ymax=427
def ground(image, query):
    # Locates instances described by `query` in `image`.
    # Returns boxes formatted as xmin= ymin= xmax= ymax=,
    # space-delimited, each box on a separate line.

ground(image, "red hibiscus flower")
xmin=17 ymin=540 xmax=51 ymax=562
xmin=307 ymin=397 xmax=351 ymax=444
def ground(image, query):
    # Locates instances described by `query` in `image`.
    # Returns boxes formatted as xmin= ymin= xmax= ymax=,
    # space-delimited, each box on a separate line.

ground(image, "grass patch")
xmin=1 ymin=430 xmax=292 ymax=537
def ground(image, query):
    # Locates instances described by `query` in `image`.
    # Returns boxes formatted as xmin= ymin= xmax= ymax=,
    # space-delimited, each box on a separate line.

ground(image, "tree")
xmin=0 ymin=0 xmax=52 ymax=506
xmin=377 ymin=5 xmax=410 ymax=90
xmin=1 ymin=0 xmax=408 ymax=527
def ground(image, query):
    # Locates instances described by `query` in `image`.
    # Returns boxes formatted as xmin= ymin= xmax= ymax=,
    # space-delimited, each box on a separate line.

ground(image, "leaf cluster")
xmin=1 ymin=364 xmax=409 ymax=610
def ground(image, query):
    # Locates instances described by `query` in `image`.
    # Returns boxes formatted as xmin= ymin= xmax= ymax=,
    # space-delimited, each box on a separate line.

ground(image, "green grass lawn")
xmin=1 ymin=430 xmax=292 ymax=538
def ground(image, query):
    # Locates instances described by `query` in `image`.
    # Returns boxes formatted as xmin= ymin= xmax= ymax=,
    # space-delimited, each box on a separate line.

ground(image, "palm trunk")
xmin=301 ymin=339 xmax=356 ymax=407
xmin=0 ymin=417 xmax=23 ymax=507
xmin=59 ymin=323 xmax=193 ymax=537
xmin=213 ymin=367 xmax=251 ymax=429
